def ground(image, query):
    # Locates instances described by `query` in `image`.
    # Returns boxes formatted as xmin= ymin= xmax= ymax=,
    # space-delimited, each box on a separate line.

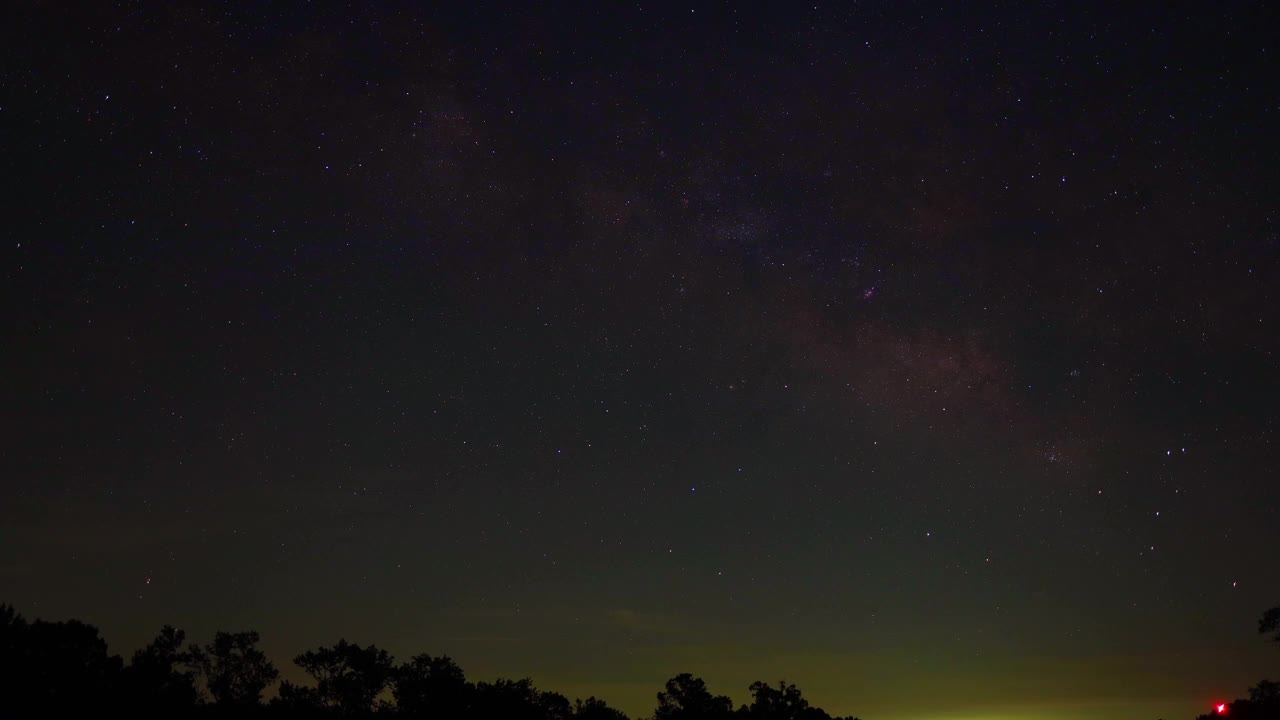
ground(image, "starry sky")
xmin=3 ymin=3 xmax=1278 ymax=719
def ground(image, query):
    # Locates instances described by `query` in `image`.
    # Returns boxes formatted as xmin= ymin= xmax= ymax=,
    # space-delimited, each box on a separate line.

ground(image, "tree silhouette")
xmin=740 ymin=680 xmax=861 ymax=720
xmin=289 ymin=639 xmax=395 ymax=715
xmin=1259 ymin=606 xmax=1280 ymax=646
xmin=654 ymin=673 xmax=735 ymax=720
xmin=274 ymin=678 xmax=325 ymax=714
xmin=472 ymin=677 xmax=557 ymax=720
xmin=190 ymin=630 xmax=279 ymax=706
xmin=0 ymin=604 xmax=28 ymax=702
xmin=537 ymin=689 xmax=574 ymax=720
xmin=574 ymin=695 xmax=631 ymax=720
xmin=392 ymin=653 xmax=471 ymax=718
xmin=122 ymin=625 xmax=199 ymax=710
xmin=1247 ymin=679 xmax=1279 ymax=703
xmin=0 ymin=602 xmax=870 ymax=720
xmin=1 ymin=612 xmax=124 ymax=713
xmin=742 ymin=680 xmax=816 ymax=720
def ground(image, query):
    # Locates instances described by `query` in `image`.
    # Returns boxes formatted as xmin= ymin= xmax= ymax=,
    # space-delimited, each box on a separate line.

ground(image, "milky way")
xmin=3 ymin=4 xmax=1278 ymax=719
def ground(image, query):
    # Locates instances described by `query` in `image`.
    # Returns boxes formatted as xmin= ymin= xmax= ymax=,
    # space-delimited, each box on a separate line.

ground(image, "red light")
xmin=1216 ymin=703 xmax=1227 ymax=714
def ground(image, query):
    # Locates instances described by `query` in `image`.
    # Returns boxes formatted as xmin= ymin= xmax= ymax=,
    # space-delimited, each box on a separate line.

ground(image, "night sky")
xmin=3 ymin=3 xmax=1278 ymax=719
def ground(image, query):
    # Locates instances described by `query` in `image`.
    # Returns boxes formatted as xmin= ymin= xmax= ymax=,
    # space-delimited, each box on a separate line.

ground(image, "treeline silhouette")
xmin=0 ymin=603 xmax=860 ymax=719
xmin=7 ymin=602 xmax=1278 ymax=719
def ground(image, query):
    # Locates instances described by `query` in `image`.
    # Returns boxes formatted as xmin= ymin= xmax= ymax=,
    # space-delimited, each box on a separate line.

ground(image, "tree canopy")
xmin=190 ymin=630 xmax=280 ymax=706
xmin=655 ymin=672 xmax=736 ymax=720
xmin=0 ymin=603 xmax=870 ymax=719
xmin=1259 ymin=606 xmax=1280 ymax=646
xmin=289 ymin=639 xmax=395 ymax=715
